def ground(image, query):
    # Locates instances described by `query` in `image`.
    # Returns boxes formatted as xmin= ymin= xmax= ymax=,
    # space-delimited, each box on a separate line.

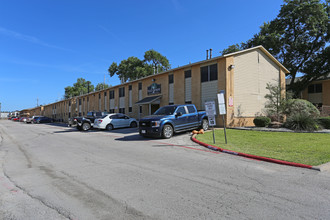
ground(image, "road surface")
xmin=0 ymin=120 xmax=329 ymax=219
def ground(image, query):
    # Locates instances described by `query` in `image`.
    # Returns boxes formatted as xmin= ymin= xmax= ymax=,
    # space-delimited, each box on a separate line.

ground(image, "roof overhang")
xmin=135 ymin=95 xmax=162 ymax=105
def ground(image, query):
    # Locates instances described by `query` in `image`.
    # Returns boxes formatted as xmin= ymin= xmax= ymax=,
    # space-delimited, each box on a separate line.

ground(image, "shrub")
xmin=253 ymin=116 xmax=271 ymax=127
xmin=286 ymin=99 xmax=320 ymax=118
xmin=284 ymin=113 xmax=320 ymax=131
xmin=317 ymin=117 xmax=330 ymax=129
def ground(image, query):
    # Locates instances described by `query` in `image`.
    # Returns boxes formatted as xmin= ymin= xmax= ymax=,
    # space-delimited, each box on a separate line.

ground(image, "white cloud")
xmin=0 ymin=26 xmax=72 ymax=52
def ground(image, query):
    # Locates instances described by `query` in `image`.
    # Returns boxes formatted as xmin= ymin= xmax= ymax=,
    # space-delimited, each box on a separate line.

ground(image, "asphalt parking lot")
xmin=1 ymin=120 xmax=330 ymax=220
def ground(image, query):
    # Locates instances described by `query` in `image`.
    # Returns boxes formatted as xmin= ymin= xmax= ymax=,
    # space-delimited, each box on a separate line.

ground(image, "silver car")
xmin=93 ymin=113 xmax=138 ymax=131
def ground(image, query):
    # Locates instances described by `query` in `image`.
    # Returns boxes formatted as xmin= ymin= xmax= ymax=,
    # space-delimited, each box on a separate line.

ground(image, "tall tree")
xmin=220 ymin=43 xmax=245 ymax=55
xmin=95 ymin=83 xmax=111 ymax=91
xmin=245 ymin=0 xmax=329 ymax=95
xmin=144 ymin=49 xmax=171 ymax=73
xmin=64 ymin=78 xmax=94 ymax=99
xmin=108 ymin=50 xmax=170 ymax=83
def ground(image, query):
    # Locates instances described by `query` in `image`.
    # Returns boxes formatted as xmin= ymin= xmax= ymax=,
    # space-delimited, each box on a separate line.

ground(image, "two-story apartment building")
xmin=22 ymin=46 xmax=288 ymax=127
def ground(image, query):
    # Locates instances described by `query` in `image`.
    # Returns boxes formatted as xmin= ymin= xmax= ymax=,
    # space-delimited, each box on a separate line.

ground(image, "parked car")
xmin=12 ymin=117 xmax=19 ymax=121
xmin=72 ymin=111 xmax=109 ymax=131
xmin=25 ymin=117 xmax=33 ymax=123
xmin=139 ymin=104 xmax=208 ymax=138
xmin=19 ymin=117 xmax=27 ymax=122
xmin=33 ymin=116 xmax=53 ymax=123
xmin=94 ymin=113 xmax=138 ymax=131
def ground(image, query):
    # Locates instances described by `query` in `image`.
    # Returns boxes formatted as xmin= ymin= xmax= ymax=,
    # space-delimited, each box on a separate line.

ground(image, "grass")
xmin=196 ymin=129 xmax=330 ymax=166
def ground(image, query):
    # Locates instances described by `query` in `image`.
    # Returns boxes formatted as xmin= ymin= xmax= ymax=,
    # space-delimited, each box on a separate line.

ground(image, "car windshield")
xmin=153 ymin=106 xmax=177 ymax=115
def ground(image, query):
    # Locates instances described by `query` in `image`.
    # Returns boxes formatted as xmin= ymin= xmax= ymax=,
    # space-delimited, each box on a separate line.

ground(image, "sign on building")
xmin=147 ymin=83 xmax=161 ymax=95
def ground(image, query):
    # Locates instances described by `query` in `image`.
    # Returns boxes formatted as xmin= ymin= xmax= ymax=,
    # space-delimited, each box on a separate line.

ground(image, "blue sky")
xmin=0 ymin=0 xmax=284 ymax=111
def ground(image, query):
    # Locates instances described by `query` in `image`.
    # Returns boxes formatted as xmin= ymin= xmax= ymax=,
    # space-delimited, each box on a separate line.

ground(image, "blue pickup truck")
xmin=139 ymin=104 xmax=209 ymax=138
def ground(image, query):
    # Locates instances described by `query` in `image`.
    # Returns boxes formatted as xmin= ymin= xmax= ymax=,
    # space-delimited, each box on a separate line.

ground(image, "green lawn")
xmin=196 ymin=129 xmax=330 ymax=166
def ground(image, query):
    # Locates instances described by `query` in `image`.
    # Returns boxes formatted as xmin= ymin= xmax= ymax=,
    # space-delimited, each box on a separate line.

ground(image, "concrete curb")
xmin=191 ymin=134 xmax=320 ymax=171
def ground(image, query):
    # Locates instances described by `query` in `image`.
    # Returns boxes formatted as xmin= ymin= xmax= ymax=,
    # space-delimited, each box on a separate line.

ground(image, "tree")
xmin=108 ymin=50 xmax=170 ymax=83
xmin=264 ymin=82 xmax=292 ymax=122
xmin=220 ymin=43 xmax=245 ymax=55
xmin=245 ymin=0 xmax=329 ymax=96
xmin=144 ymin=49 xmax=171 ymax=73
xmin=95 ymin=83 xmax=111 ymax=91
xmin=64 ymin=78 xmax=94 ymax=99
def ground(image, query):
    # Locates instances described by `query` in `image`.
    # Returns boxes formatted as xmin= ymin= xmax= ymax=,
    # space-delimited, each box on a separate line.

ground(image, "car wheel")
xmin=162 ymin=124 xmax=173 ymax=139
xmin=82 ymin=122 xmax=91 ymax=131
xmin=130 ymin=121 xmax=137 ymax=128
xmin=106 ymin=124 xmax=113 ymax=131
xmin=202 ymin=119 xmax=209 ymax=131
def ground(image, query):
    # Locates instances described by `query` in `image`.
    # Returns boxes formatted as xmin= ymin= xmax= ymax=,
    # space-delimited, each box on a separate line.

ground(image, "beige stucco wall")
xmin=233 ymin=49 xmax=280 ymax=117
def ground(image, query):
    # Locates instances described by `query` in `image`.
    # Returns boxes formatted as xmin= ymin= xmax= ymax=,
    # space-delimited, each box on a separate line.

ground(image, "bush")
xmin=253 ymin=116 xmax=271 ymax=127
xmin=284 ymin=113 xmax=320 ymax=131
xmin=317 ymin=117 xmax=330 ymax=129
xmin=286 ymin=99 xmax=320 ymax=118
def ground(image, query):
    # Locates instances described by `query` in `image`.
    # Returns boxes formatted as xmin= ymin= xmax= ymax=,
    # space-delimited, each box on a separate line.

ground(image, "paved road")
xmin=0 ymin=120 xmax=329 ymax=220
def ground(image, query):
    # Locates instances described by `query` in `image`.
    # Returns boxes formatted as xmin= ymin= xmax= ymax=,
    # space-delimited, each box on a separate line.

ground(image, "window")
xmin=109 ymin=90 xmax=115 ymax=99
xmin=79 ymin=99 xmax=81 ymax=105
xmin=308 ymin=84 xmax=322 ymax=93
xmin=201 ymin=64 xmax=218 ymax=82
xmin=129 ymin=85 xmax=132 ymax=90
xmin=185 ymin=101 xmax=192 ymax=104
xmin=139 ymin=106 xmax=142 ymax=114
xmin=110 ymin=115 xmax=119 ymax=119
xmin=119 ymin=108 xmax=125 ymax=114
xmin=104 ymin=92 xmax=107 ymax=96
xmin=184 ymin=70 xmax=191 ymax=78
xmin=176 ymin=107 xmax=186 ymax=115
xmin=169 ymin=74 xmax=174 ymax=84
xmin=109 ymin=109 xmax=115 ymax=113
xmin=129 ymin=107 xmax=132 ymax=112
xmin=99 ymin=93 xmax=101 ymax=99
xmin=119 ymin=87 xmax=125 ymax=97
xmin=169 ymin=102 xmax=174 ymax=105
xmin=187 ymin=105 xmax=196 ymax=113
xmin=138 ymin=82 xmax=142 ymax=90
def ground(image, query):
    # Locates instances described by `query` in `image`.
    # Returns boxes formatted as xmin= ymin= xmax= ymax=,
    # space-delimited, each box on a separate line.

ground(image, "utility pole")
xmin=0 ymin=102 xmax=2 ymax=119
xmin=37 ymin=98 xmax=39 ymax=107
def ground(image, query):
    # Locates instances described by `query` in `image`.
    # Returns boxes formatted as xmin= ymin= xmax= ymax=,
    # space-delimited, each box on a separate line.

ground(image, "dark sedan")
xmin=33 ymin=116 xmax=53 ymax=124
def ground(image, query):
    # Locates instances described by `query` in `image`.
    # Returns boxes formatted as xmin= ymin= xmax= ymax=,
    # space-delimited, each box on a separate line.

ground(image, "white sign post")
xmin=205 ymin=101 xmax=216 ymax=144
xmin=217 ymin=90 xmax=227 ymax=144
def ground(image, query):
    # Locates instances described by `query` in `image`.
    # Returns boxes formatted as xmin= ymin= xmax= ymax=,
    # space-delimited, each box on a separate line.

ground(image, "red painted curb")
xmin=191 ymin=135 xmax=316 ymax=170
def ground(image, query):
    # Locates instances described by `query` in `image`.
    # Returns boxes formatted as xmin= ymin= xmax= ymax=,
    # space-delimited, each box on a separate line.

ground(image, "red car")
xmin=12 ymin=117 xmax=19 ymax=121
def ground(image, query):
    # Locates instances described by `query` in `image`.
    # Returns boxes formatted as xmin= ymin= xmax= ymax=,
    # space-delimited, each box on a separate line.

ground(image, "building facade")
xmin=300 ymin=74 xmax=330 ymax=115
xmin=22 ymin=46 xmax=288 ymax=127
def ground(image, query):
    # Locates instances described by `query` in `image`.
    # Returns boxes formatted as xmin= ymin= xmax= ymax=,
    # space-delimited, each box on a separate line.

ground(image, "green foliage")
xmin=64 ymin=78 xmax=94 ymax=99
xmin=244 ymin=0 xmax=329 ymax=96
xmin=253 ymin=116 xmax=271 ymax=127
xmin=264 ymin=82 xmax=290 ymax=122
xmin=284 ymin=113 xmax=320 ymax=131
xmin=144 ymin=49 xmax=171 ymax=72
xmin=317 ymin=117 xmax=330 ymax=129
xmin=286 ymin=99 xmax=320 ymax=118
xmin=95 ymin=83 xmax=111 ymax=91
xmin=108 ymin=49 xmax=170 ymax=82
xmin=220 ymin=43 xmax=245 ymax=55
